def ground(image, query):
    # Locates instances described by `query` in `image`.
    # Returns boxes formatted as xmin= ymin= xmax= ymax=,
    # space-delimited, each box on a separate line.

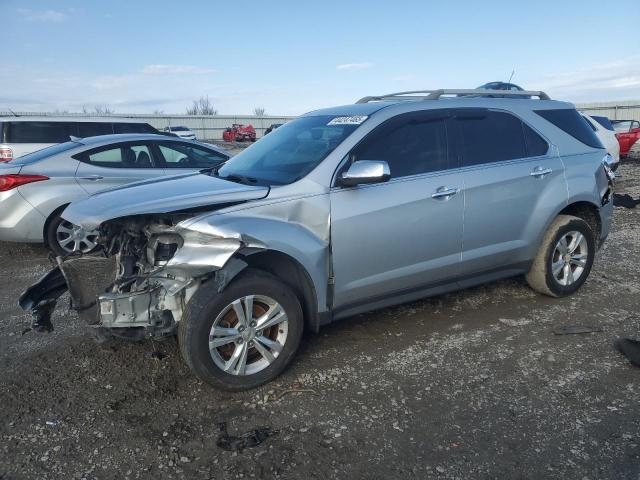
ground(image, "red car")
xmin=612 ymin=120 xmax=640 ymax=157
xmin=222 ymin=124 xmax=256 ymax=142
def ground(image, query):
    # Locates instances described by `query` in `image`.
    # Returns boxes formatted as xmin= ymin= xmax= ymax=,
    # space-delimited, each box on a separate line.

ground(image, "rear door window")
xmin=535 ymin=109 xmax=603 ymax=148
xmin=353 ymin=110 xmax=451 ymax=178
xmin=5 ymin=121 xmax=74 ymax=143
xmin=156 ymin=142 xmax=227 ymax=168
xmin=80 ymin=143 xmax=155 ymax=168
xmin=453 ymin=110 xmax=527 ymax=166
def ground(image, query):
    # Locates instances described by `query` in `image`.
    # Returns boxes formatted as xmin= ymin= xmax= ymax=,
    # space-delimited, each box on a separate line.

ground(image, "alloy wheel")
xmin=551 ymin=230 xmax=589 ymax=286
xmin=55 ymin=220 xmax=99 ymax=254
xmin=209 ymin=295 xmax=289 ymax=376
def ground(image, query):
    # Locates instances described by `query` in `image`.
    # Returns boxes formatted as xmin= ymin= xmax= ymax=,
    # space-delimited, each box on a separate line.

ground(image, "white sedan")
xmin=164 ymin=126 xmax=196 ymax=140
xmin=581 ymin=113 xmax=620 ymax=169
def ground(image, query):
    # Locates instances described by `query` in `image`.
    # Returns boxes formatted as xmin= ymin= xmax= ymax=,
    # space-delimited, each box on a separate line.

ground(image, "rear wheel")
xmin=178 ymin=269 xmax=303 ymax=391
xmin=46 ymin=212 xmax=99 ymax=257
xmin=525 ymin=215 xmax=595 ymax=297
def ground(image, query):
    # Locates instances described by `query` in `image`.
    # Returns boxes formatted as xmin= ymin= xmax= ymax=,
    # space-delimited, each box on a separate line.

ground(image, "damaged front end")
xmin=19 ymin=214 xmax=256 ymax=338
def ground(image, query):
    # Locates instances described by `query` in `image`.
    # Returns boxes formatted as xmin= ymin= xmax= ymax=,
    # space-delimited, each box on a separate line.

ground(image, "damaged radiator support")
xmin=60 ymin=256 xmax=118 ymax=325
xmin=18 ymin=213 xmax=257 ymax=336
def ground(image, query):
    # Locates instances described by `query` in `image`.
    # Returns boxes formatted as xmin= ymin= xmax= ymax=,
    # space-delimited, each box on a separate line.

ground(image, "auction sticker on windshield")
xmin=327 ymin=116 xmax=368 ymax=126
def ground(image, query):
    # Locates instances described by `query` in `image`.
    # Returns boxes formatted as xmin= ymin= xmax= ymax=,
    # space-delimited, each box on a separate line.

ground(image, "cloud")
xmin=142 ymin=64 xmax=216 ymax=75
xmin=528 ymin=56 xmax=640 ymax=101
xmin=336 ymin=62 xmax=373 ymax=72
xmin=16 ymin=9 xmax=67 ymax=22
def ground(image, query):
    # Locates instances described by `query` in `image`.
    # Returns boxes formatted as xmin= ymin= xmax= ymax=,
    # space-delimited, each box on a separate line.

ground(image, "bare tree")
xmin=152 ymin=109 xmax=165 ymax=115
xmin=186 ymin=96 xmax=218 ymax=115
xmin=81 ymin=105 xmax=89 ymax=114
xmin=93 ymin=105 xmax=114 ymax=115
xmin=53 ymin=108 xmax=69 ymax=114
xmin=253 ymin=106 xmax=266 ymax=116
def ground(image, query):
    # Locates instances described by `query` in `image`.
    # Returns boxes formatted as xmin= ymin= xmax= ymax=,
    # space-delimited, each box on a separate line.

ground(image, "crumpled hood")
xmin=62 ymin=172 xmax=269 ymax=230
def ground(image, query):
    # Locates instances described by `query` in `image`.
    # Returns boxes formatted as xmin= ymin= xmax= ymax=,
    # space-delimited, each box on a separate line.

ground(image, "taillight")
xmin=0 ymin=174 xmax=49 ymax=192
xmin=0 ymin=148 xmax=13 ymax=162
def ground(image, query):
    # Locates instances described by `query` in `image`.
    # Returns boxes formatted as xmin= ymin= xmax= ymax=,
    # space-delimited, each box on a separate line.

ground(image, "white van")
xmin=0 ymin=117 xmax=158 ymax=161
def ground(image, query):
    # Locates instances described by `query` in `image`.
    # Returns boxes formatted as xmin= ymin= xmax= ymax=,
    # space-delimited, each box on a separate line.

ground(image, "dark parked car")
xmin=264 ymin=123 xmax=283 ymax=135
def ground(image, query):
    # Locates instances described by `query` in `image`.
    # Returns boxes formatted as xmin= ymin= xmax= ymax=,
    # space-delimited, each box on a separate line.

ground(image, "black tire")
xmin=178 ymin=268 xmax=303 ymax=391
xmin=45 ymin=211 xmax=99 ymax=257
xmin=525 ymin=215 xmax=596 ymax=297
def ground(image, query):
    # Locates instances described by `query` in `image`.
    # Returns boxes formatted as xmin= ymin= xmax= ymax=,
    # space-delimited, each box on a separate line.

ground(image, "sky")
xmin=2 ymin=0 xmax=640 ymax=115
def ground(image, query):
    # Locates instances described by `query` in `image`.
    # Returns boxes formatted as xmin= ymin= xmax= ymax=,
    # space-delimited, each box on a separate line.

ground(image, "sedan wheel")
xmin=55 ymin=220 xmax=99 ymax=254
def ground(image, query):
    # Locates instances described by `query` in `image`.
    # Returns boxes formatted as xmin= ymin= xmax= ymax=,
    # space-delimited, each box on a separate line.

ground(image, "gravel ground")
xmin=0 ymin=162 xmax=639 ymax=480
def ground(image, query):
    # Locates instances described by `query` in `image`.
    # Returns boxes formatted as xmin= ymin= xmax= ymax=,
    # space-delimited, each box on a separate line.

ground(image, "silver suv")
xmin=20 ymin=89 xmax=615 ymax=390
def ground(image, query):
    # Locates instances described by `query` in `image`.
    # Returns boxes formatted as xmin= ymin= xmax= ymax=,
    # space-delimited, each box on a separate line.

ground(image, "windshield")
xmin=612 ymin=120 xmax=632 ymax=132
xmin=217 ymin=115 xmax=362 ymax=185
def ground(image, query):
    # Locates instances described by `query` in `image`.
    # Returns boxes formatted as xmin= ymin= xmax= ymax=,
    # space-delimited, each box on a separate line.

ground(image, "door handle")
xmin=431 ymin=186 xmax=459 ymax=199
xmin=530 ymin=167 xmax=552 ymax=178
xmin=78 ymin=175 xmax=104 ymax=181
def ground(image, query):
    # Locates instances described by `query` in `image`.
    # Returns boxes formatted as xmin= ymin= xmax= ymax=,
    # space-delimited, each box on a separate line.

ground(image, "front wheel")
xmin=178 ymin=268 xmax=303 ymax=391
xmin=525 ymin=215 xmax=596 ymax=297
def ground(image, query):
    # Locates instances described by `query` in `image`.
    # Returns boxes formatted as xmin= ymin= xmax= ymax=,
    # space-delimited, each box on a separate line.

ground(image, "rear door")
xmin=330 ymin=110 xmax=464 ymax=310
xmin=450 ymin=108 xmax=566 ymax=278
xmin=74 ymin=141 xmax=165 ymax=194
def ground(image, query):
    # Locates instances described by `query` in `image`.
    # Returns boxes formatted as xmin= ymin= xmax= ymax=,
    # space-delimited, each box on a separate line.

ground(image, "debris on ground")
xmin=553 ymin=325 xmax=604 ymax=335
xmin=216 ymin=422 xmax=278 ymax=452
xmin=267 ymin=383 xmax=317 ymax=402
xmin=149 ymin=351 xmax=168 ymax=361
xmin=498 ymin=318 xmax=531 ymax=327
xmin=613 ymin=193 xmax=640 ymax=209
xmin=615 ymin=338 xmax=640 ymax=368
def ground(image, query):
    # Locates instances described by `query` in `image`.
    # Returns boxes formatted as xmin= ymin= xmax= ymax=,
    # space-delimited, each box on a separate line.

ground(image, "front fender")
xmin=176 ymin=195 xmax=331 ymax=313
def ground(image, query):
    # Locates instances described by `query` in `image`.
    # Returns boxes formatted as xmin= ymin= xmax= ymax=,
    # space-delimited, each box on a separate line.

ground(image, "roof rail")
xmin=356 ymin=89 xmax=551 ymax=103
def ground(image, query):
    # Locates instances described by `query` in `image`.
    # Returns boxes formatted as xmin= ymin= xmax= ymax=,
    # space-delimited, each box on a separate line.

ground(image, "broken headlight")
xmin=602 ymin=154 xmax=615 ymax=182
xmin=147 ymin=233 xmax=184 ymax=266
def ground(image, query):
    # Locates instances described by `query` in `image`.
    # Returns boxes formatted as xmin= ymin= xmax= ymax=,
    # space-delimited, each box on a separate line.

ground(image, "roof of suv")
xmin=306 ymin=96 xmax=574 ymax=118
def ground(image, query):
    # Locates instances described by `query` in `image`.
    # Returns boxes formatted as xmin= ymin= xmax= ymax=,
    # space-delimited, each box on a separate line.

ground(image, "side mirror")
xmin=339 ymin=160 xmax=391 ymax=187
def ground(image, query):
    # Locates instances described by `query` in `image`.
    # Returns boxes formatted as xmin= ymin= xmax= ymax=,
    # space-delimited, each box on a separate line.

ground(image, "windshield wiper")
xmin=220 ymin=174 xmax=258 ymax=185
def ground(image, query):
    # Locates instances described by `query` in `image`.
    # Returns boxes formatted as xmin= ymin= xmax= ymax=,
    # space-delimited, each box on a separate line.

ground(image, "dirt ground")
xmin=1 ymin=162 xmax=639 ymax=480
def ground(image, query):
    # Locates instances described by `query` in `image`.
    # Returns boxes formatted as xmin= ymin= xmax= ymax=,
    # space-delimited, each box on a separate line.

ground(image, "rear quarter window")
xmin=534 ymin=109 xmax=603 ymax=149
